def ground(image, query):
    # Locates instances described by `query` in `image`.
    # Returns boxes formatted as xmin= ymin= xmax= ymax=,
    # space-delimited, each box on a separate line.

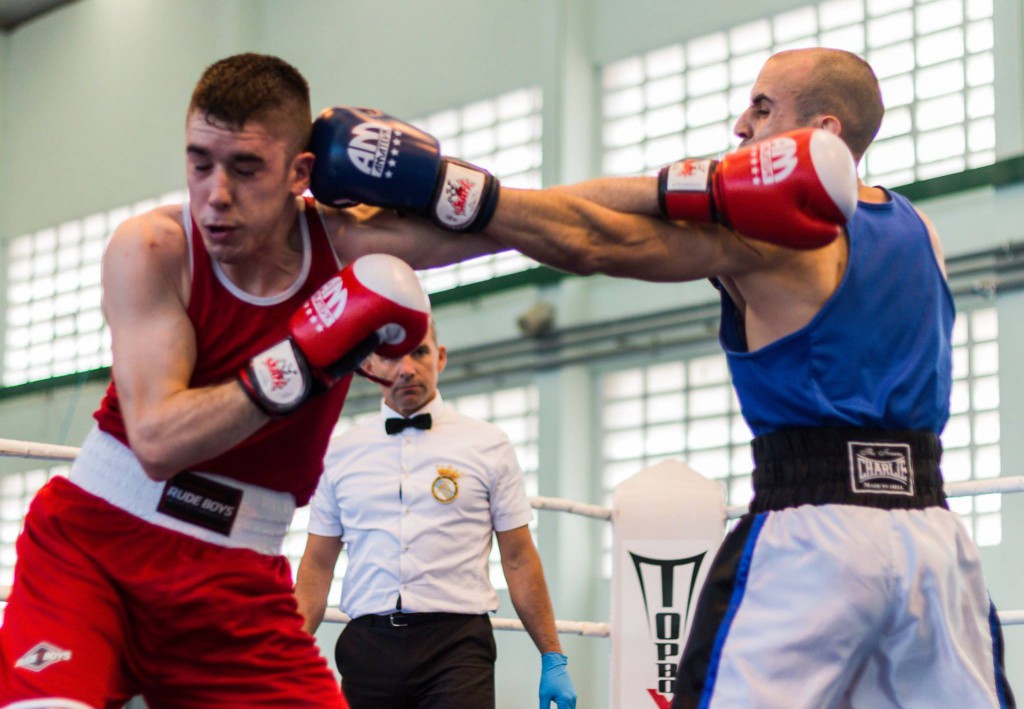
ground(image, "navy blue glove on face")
xmin=309 ymin=106 xmax=500 ymax=232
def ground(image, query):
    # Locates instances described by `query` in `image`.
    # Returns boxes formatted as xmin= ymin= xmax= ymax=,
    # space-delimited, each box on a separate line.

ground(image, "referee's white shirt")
xmin=308 ymin=394 xmax=534 ymax=619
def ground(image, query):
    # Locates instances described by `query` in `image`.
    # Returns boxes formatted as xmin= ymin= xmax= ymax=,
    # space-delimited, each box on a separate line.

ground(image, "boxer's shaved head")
xmin=189 ymin=53 xmax=312 ymax=155
xmin=773 ymin=48 xmax=884 ymax=161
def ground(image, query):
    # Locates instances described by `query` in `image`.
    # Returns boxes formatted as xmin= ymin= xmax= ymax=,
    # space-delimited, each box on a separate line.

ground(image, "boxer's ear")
xmin=290 ymin=150 xmax=314 ymax=196
xmin=816 ymin=115 xmax=842 ymax=137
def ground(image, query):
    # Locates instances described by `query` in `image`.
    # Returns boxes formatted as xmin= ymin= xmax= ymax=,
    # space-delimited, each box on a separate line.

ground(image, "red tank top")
xmin=94 ymin=197 xmax=351 ymax=505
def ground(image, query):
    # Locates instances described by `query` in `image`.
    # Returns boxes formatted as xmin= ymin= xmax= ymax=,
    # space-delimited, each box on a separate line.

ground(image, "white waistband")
xmin=69 ymin=427 xmax=296 ymax=556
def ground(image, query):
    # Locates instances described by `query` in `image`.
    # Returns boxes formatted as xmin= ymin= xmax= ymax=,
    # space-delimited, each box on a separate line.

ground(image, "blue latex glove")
xmin=539 ymin=652 xmax=577 ymax=708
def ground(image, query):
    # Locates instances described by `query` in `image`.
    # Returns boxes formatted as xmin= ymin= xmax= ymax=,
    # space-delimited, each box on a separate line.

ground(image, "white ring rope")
xmin=529 ymin=495 xmax=612 ymax=520
xmin=2 ymin=437 xmax=1024 ymax=630
xmin=0 ymin=437 xmax=80 ymax=462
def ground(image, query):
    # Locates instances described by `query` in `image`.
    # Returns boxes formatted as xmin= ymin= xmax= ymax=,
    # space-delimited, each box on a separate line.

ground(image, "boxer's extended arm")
xmin=324 ymin=204 xmax=506 ymax=271
xmin=549 ymin=175 xmax=662 ymax=215
xmin=309 ymin=106 xmax=508 ymax=268
xmin=102 ymin=210 xmax=270 ymax=480
xmin=485 ymin=129 xmax=857 ymax=282
xmin=311 ymin=107 xmax=498 ymax=232
xmin=307 ymin=106 xmax=756 ymax=278
xmin=295 ymin=533 xmax=345 ymax=635
xmin=487 ymin=186 xmax=767 ymax=282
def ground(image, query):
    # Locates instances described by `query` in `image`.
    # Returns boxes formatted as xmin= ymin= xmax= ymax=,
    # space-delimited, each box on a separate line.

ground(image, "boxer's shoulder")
xmin=109 ymin=205 xmax=187 ymax=254
xmin=103 ymin=206 xmax=190 ymax=289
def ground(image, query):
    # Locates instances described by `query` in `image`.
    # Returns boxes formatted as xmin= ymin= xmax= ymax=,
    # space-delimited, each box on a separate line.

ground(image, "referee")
xmin=295 ymin=320 xmax=577 ymax=709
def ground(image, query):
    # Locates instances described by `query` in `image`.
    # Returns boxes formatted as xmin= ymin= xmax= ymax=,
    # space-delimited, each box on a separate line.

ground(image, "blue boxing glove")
xmin=539 ymin=652 xmax=577 ymax=708
xmin=309 ymin=106 xmax=500 ymax=232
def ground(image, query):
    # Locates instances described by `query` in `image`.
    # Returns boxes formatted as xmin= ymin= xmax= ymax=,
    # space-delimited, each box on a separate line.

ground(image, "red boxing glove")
xmin=238 ymin=254 xmax=430 ymax=416
xmin=658 ymin=127 xmax=858 ymax=249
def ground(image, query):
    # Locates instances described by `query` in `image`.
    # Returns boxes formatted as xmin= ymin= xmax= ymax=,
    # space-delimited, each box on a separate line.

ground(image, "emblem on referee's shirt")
xmin=431 ymin=464 xmax=460 ymax=503
xmin=848 ymin=441 xmax=914 ymax=496
xmin=15 ymin=642 xmax=72 ymax=672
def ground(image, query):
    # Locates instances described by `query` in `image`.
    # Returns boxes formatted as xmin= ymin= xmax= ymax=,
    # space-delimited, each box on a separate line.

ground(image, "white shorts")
xmin=673 ymin=427 xmax=1013 ymax=708
xmin=675 ymin=504 xmax=1011 ymax=708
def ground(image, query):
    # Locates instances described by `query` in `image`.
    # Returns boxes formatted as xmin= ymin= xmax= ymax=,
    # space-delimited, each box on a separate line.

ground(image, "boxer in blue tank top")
xmin=721 ymin=189 xmax=954 ymax=438
xmin=478 ymin=47 xmax=1014 ymax=709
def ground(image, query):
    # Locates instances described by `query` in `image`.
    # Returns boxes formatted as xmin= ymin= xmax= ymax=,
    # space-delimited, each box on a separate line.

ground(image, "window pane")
xmin=915 ymin=0 xmax=963 ymax=34
xmin=944 ymin=307 xmax=1002 ymax=545
xmin=599 ymin=352 xmax=750 ymax=576
xmin=868 ymin=11 xmax=913 ymax=46
xmin=413 ymin=88 xmax=543 ymax=294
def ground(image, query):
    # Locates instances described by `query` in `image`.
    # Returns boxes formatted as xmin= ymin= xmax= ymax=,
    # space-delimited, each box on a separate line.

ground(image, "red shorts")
xmin=0 ymin=477 xmax=347 ymax=708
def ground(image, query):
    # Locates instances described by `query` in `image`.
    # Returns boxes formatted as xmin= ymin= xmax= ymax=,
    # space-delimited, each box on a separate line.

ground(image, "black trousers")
xmin=336 ymin=613 xmax=496 ymax=709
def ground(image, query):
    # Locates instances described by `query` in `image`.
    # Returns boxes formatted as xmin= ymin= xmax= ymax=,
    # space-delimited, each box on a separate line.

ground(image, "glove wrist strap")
xmin=430 ymin=159 xmax=500 ymax=232
xmin=659 ymin=159 xmax=720 ymax=222
xmin=237 ymin=338 xmax=314 ymax=417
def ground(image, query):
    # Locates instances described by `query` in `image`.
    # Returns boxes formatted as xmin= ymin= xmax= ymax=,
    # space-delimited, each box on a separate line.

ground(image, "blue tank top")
xmin=720 ymin=190 xmax=954 ymax=436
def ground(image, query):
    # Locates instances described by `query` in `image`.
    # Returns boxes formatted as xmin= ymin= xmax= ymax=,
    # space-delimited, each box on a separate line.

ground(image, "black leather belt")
xmin=350 ymin=612 xmax=478 ymax=628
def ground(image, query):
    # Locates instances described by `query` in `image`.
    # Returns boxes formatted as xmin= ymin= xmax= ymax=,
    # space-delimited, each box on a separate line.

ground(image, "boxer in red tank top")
xmin=0 ymin=53 xmax=499 ymax=709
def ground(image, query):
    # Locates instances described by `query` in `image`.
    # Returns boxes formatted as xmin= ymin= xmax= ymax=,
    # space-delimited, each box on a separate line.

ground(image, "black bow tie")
xmin=385 ymin=413 xmax=432 ymax=435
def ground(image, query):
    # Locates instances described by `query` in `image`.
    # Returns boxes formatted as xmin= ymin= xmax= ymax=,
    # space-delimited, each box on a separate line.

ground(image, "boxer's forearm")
xmin=486 ymin=187 xmax=749 ymax=283
xmin=548 ymin=176 xmax=661 ymax=215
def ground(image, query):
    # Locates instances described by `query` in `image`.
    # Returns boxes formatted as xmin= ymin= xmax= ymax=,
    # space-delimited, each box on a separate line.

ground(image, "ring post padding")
xmin=610 ymin=459 xmax=726 ymax=708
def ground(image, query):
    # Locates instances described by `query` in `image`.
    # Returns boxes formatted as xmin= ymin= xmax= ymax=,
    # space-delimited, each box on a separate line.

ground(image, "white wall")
xmin=0 ymin=30 xmax=7 ymax=169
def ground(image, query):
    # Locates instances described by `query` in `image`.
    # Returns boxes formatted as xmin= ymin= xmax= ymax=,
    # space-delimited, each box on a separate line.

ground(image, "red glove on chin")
xmin=659 ymin=127 xmax=858 ymax=249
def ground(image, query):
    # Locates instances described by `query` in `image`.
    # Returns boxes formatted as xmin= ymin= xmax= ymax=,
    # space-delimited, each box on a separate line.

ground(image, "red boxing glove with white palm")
xmin=238 ymin=254 xmax=430 ymax=416
xmin=659 ymin=127 xmax=858 ymax=249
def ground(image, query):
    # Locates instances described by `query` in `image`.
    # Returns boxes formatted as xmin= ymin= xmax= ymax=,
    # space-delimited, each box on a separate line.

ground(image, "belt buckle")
xmin=389 ymin=612 xmax=408 ymax=627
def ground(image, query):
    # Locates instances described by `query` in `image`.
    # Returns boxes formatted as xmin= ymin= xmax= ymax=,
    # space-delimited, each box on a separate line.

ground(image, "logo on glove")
xmin=664 ymin=159 xmax=712 ymax=192
xmin=434 ymin=162 xmax=486 ymax=229
xmin=752 ymin=135 xmax=799 ymax=185
xmin=251 ymin=340 xmax=309 ymax=409
xmin=306 ymin=277 xmax=349 ymax=330
xmin=445 ymin=178 xmax=474 ymax=217
xmin=347 ymin=121 xmax=401 ymax=178
xmin=262 ymin=355 xmax=299 ymax=392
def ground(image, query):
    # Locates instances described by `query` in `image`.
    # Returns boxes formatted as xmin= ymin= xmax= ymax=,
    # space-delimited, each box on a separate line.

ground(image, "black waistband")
xmin=349 ymin=612 xmax=484 ymax=628
xmin=750 ymin=427 xmax=947 ymax=513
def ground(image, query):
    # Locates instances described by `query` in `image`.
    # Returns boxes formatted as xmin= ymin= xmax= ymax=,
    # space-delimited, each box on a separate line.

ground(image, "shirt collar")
xmin=381 ymin=392 xmax=445 ymax=421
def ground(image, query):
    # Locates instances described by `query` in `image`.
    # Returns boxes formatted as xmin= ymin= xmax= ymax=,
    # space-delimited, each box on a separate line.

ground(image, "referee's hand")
xmin=539 ymin=652 xmax=577 ymax=708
